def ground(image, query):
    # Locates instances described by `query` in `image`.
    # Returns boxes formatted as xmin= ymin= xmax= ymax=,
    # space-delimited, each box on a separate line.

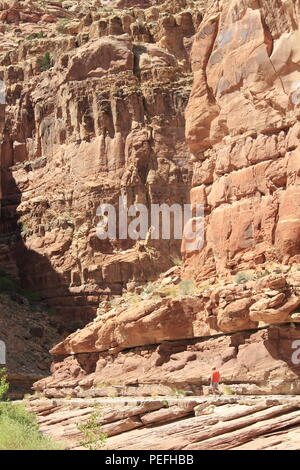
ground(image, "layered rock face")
xmin=0 ymin=0 xmax=204 ymax=322
xmin=31 ymin=0 xmax=300 ymax=400
xmin=26 ymin=396 xmax=300 ymax=450
xmin=184 ymin=0 xmax=300 ymax=281
xmin=2 ymin=0 xmax=300 ymax=404
xmin=34 ymin=325 xmax=300 ymax=397
xmin=49 ymin=271 xmax=300 ymax=356
xmin=34 ymin=269 xmax=300 ymax=397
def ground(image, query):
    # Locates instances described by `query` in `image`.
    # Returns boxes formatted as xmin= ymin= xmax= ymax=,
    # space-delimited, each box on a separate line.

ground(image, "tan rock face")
xmin=183 ymin=0 xmax=300 ymax=280
xmin=44 ymin=270 xmax=300 ymax=358
xmin=64 ymin=36 xmax=134 ymax=81
xmin=26 ymin=396 xmax=300 ymax=450
xmin=33 ymin=269 xmax=300 ymax=397
xmin=0 ymin=0 xmax=205 ymax=395
xmin=33 ymin=324 xmax=300 ymax=398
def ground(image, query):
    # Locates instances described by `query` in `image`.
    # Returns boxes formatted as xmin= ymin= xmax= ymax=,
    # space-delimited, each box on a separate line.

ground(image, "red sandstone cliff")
xmin=0 ymin=0 xmax=205 ymax=392
xmin=1 ymin=0 xmax=300 ymax=402
xmin=0 ymin=0 xmax=202 ymax=324
xmin=30 ymin=0 xmax=300 ymax=399
xmin=184 ymin=0 xmax=300 ymax=282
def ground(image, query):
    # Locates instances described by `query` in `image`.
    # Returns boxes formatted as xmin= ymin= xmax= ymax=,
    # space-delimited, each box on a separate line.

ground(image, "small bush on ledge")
xmin=40 ymin=51 xmax=53 ymax=71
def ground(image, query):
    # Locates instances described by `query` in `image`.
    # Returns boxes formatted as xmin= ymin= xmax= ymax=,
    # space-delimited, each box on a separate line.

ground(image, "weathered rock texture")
xmin=26 ymin=396 xmax=300 ymax=450
xmin=0 ymin=0 xmax=207 ymax=396
xmin=33 ymin=267 xmax=300 ymax=397
xmin=34 ymin=322 xmax=300 ymax=398
xmin=183 ymin=0 xmax=300 ymax=282
xmin=1 ymin=0 xmax=300 ymax=424
xmin=0 ymin=0 xmax=204 ymax=322
xmin=25 ymin=0 xmax=300 ymax=401
xmin=49 ymin=271 xmax=300 ymax=356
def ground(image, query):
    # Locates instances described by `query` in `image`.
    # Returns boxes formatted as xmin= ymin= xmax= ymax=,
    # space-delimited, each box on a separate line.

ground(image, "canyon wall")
xmin=1 ymin=0 xmax=300 ymax=398
xmin=33 ymin=0 xmax=300 ymax=398
xmin=183 ymin=0 xmax=300 ymax=281
xmin=0 ymin=0 xmax=203 ymax=325
xmin=0 ymin=0 xmax=204 ymax=394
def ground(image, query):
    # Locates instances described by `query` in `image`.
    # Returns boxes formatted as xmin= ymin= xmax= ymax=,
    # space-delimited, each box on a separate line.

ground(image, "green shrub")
xmin=77 ymin=411 xmax=107 ymax=450
xmin=0 ymin=402 xmax=36 ymax=427
xmin=170 ymin=254 xmax=183 ymax=266
xmin=222 ymin=385 xmax=236 ymax=396
xmin=40 ymin=51 xmax=53 ymax=71
xmin=27 ymin=31 xmax=46 ymax=40
xmin=143 ymin=282 xmax=154 ymax=294
xmin=0 ymin=369 xmax=9 ymax=401
xmin=178 ymin=279 xmax=196 ymax=295
xmin=255 ymin=270 xmax=269 ymax=279
xmin=0 ymin=374 xmax=63 ymax=449
xmin=56 ymin=18 xmax=70 ymax=33
xmin=21 ymin=289 xmax=41 ymax=303
xmin=0 ymin=276 xmax=15 ymax=294
xmin=44 ymin=305 xmax=56 ymax=316
xmin=163 ymin=286 xmax=179 ymax=298
xmin=235 ymin=272 xmax=252 ymax=284
xmin=95 ymin=382 xmax=108 ymax=388
xmin=19 ymin=220 xmax=28 ymax=233
xmin=171 ymin=388 xmax=185 ymax=398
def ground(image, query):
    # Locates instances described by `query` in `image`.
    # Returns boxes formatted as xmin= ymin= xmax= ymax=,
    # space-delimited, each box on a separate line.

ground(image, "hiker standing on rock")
xmin=210 ymin=367 xmax=221 ymax=395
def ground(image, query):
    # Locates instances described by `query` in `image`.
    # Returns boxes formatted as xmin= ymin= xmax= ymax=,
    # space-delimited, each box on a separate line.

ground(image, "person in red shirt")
xmin=210 ymin=367 xmax=221 ymax=395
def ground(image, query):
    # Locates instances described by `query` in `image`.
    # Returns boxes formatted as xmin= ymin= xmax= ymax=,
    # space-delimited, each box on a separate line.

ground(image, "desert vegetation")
xmin=0 ymin=371 xmax=63 ymax=450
